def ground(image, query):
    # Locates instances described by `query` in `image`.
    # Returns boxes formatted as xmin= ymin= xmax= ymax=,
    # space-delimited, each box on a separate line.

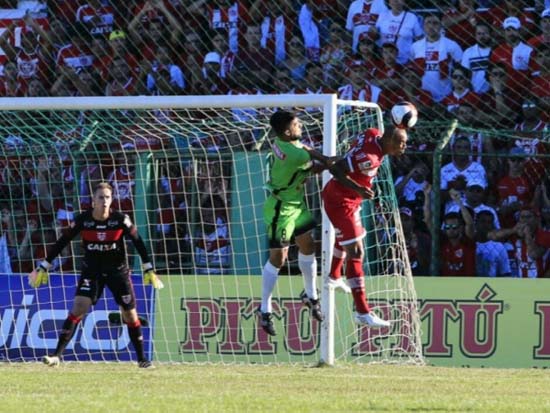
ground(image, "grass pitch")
xmin=1 ymin=362 xmax=548 ymax=412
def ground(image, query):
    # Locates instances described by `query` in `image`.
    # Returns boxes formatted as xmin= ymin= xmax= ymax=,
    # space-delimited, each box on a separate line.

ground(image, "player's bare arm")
xmin=328 ymin=158 xmax=375 ymax=199
xmin=302 ymin=144 xmax=341 ymax=170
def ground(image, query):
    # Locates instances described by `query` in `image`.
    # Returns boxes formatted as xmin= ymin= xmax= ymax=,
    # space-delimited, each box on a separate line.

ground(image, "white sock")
xmin=261 ymin=260 xmax=280 ymax=313
xmin=299 ymin=252 xmax=317 ymax=300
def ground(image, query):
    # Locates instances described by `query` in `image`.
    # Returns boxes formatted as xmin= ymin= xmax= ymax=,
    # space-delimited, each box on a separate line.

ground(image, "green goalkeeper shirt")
xmin=265 ymin=137 xmax=313 ymax=204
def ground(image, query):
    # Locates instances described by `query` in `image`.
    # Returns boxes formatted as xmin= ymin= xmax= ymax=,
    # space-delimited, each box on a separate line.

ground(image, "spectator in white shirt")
xmin=411 ymin=12 xmax=463 ymax=102
xmin=475 ymin=210 xmax=511 ymax=277
xmin=346 ymin=0 xmax=388 ymax=53
xmin=461 ymin=22 xmax=493 ymax=94
xmin=375 ymin=0 xmax=423 ymax=64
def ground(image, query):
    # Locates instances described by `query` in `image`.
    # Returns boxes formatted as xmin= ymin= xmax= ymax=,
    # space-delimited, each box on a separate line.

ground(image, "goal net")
xmin=0 ymin=95 xmax=423 ymax=366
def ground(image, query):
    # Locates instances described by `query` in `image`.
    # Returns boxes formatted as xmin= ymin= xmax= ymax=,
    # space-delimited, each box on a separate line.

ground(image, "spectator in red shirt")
xmin=441 ymin=66 xmax=481 ymax=116
xmin=512 ymin=99 xmax=549 ymax=184
xmin=75 ymin=0 xmax=117 ymax=37
xmin=485 ymin=0 xmax=537 ymax=41
xmin=497 ymin=147 xmax=534 ymax=229
xmin=490 ymin=17 xmax=535 ymax=96
xmin=440 ymin=206 xmax=476 ymax=277
xmin=442 ymin=0 xmax=487 ymax=50
xmin=0 ymin=19 xmax=52 ymax=89
xmin=489 ymin=207 xmax=548 ymax=278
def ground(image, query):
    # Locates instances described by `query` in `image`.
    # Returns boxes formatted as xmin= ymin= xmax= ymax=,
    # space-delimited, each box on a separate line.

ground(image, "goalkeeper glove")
xmin=28 ymin=261 xmax=51 ymax=288
xmin=142 ymin=263 xmax=164 ymax=289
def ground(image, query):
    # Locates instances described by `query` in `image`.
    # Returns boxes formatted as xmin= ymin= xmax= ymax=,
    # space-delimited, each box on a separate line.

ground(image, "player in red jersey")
xmin=28 ymin=182 xmax=163 ymax=368
xmin=322 ymin=126 xmax=407 ymax=327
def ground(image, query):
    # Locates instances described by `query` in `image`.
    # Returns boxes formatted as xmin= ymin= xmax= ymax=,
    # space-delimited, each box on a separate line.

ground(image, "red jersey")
xmin=324 ymin=128 xmax=384 ymax=204
xmin=440 ymin=236 xmax=476 ymax=276
xmin=441 ymin=89 xmax=481 ymax=113
xmin=443 ymin=8 xmax=489 ymax=50
xmin=497 ymin=175 xmax=533 ymax=228
xmin=76 ymin=4 xmax=116 ymax=36
xmin=507 ymin=234 xmax=549 ymax=278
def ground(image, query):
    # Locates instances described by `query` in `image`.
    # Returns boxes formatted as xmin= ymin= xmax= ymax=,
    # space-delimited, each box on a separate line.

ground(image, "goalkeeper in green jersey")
xmin=259 ymin=110 xmax=336 ymax=336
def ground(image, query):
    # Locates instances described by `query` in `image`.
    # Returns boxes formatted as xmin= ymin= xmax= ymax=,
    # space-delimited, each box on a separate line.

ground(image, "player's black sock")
xmin=54 ymin=313 xmax=82 ymax=356
xmin=127 ymin=320 xmax=146 ymax=362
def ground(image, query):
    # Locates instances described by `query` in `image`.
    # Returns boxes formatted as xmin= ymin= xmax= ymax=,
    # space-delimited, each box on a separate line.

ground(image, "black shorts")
xmin=76 ymin=265 xmax=136 ymax=310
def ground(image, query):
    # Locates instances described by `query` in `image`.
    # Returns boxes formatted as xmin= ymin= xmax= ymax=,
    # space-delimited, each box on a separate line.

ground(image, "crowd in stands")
xmin=0 ymin=0 xmax=550 ymax=277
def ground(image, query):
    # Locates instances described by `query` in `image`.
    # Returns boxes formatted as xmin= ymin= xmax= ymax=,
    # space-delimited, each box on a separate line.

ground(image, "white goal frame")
xmin=0 ymin=94 xmax=399 ymax=366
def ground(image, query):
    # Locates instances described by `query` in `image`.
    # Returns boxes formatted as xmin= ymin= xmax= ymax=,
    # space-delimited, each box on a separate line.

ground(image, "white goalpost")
xmin=0 ymin=94 xmax=423 ymax=366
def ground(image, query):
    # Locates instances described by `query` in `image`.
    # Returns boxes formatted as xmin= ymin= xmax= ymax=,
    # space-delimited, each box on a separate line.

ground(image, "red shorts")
xmin=322 ymin=182 xmax=366 ymax=246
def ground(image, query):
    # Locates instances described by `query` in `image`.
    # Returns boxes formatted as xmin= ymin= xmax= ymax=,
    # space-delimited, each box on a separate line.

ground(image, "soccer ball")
xmin=391 ymin=102 xmax=418 ymax=129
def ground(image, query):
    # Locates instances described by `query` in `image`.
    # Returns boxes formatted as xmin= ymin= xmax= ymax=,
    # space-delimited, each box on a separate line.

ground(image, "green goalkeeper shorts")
xmin=263 ymin=195 xmax=316 ymax=248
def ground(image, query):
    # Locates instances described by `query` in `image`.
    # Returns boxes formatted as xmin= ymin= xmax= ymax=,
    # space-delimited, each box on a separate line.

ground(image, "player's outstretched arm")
xmin=28 ymin=224 xmax=80 ymax=288
xmin=329 ymin=158 xmax=375 ymax=199
xmin=302 ymin=144 xmax=341 ymax=171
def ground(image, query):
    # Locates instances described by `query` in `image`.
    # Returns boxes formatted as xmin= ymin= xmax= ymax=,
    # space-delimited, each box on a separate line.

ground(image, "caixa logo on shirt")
xmin=87 ymin=242 xmax=116 ymax=251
